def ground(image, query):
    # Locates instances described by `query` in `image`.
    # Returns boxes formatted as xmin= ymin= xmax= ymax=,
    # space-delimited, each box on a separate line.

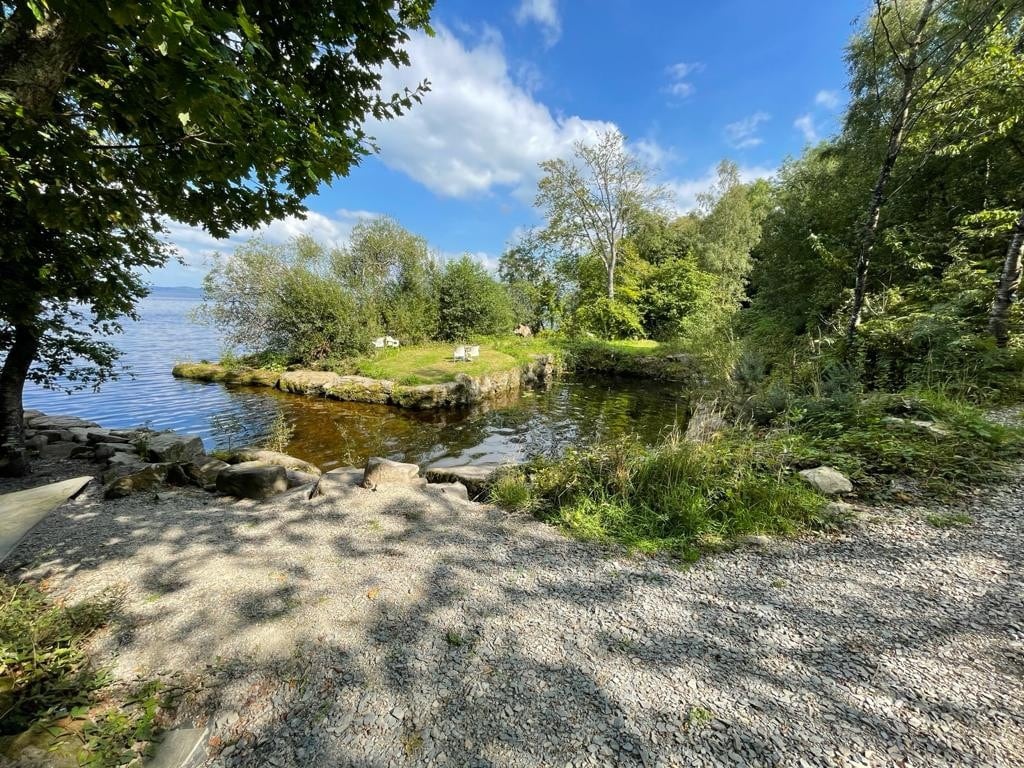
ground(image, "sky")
xmin=154 ymin=0 xmax=867 ymax=287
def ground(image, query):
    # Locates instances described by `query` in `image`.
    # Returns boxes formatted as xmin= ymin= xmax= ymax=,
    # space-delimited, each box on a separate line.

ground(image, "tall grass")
xmin=520 ymin=434 xmax=825 ymax=557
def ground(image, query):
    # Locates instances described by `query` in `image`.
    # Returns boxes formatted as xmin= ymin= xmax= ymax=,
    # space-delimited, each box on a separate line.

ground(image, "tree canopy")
xmin=0 ymin=0 xmax=434 ymax=473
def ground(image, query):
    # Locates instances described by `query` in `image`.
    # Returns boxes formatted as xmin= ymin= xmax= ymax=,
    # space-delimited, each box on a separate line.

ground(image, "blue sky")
xmin=155 ymin=0 xmax=866 ymax=287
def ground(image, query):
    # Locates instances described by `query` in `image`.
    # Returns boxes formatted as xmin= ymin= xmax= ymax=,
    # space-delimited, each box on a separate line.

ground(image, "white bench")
xmin=384 ymin=335 xmax=400 ymax=348
xmin=467 ymin=345 xmax=480 ymax=359
xmin=453 ymin=346 xmax=467 ymax=362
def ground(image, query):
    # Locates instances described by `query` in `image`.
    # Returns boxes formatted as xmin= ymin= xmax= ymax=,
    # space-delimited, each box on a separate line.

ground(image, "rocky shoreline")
xmin=17 ymin=410 xmax=513 ymax=505
xmin=172 ymin=354 xmax=559 ymax=410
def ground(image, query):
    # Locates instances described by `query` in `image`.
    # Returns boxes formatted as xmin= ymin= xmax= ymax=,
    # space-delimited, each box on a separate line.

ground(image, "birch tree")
xmin=535 ymin=130 xmax=668 ymax=300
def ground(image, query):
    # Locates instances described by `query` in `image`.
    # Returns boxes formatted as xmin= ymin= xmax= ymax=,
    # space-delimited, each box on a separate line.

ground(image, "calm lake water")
xmin=25 ymin=288 xmax=689 ymax=470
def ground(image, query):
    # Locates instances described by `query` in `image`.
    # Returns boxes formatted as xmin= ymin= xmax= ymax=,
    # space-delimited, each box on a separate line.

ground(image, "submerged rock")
xmin=216 ymin=461 xmax=288 ymax=499
xmin=362 ymin=457 xmax=421 ymax=489
xmin=798 ymin=466 xmax=853 ymax=496
xmin=424 ymin=464 xmax=505 ymax=498
xmin=224 ymin=448 xmax=321 ymax=476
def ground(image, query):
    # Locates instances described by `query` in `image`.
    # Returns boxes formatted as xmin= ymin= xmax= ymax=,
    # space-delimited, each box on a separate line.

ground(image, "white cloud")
xmin=665 ymin=61 xmax=703 ymax=99
xmin=631 ymin=138 xmax=675 ymax=169
xmin=368 ymin=25 xmax=613 ymax=198
xmin=724 ymin=112 xmax=770 ymax=149
xmin=794 ymin=113 xmax=819 ymax=143
xmin=815 ymin=89 xmax=840 ymax=109
xmin=515 ymin=0 xmax=561 ymax=46
xmin=163 ymin=209 xmax=377 ymax=271
xmin=666 ymin=164 xmax=776 ymax=213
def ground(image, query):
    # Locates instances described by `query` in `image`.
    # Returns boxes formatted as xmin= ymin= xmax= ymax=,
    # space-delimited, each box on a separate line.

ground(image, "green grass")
xmin=489 ymin=469 xmax=534 ymax=512
xmin=350 ymin=337 xmax=560 ymax=385
xmin=0 ymin=580 xmax=178 ymax=766
xmin=925 ymin=511 xmax=973 ymax=528
xmin=525 ymin=432 xmax=827 ymax=558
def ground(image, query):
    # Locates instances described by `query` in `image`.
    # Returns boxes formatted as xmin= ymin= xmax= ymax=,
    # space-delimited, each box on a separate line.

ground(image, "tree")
xmin=535 ymin=129 xmax=668 ymax=299
xmin=693 ymin=161 xmax=772 ymax=298
xmin=0 ymin=0 xmax=434 ymax=474
xmin=334 ymin=217 xmax=439 ymax=342
xmin=498 ymin=230 xmax=562 ymax=332
xmin=437 ymin=257 xmax=514 ymax=341
xmin=842 ymin=0 xmax=1010 ymax=344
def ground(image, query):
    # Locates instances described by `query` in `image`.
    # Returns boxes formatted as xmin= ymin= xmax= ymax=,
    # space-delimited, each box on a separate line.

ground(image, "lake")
xmin=24 ymin=288 xmax=689 ymax=470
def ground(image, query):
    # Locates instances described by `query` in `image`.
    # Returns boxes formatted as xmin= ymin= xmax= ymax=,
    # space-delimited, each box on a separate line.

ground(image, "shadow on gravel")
xmin=2 ymin=477 xmax=1022 ymax=766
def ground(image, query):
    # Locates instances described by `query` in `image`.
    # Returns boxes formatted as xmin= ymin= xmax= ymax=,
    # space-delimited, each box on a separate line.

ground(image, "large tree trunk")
xmin=0 ymin=324 xmax=40 ymax=477
xmin=845 ymin=0 xmax=935 ymax=345
xmin=989 ymin=209 xmax=1024 ymax=347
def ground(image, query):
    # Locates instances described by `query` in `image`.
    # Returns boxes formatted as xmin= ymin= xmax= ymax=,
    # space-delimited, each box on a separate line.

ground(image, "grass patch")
xmin=0 ymin=580 xmax=178 ymax=766
xmin=353 ymin=344 xmax=522 ymax=384
xmin=779 ymin=390 xmax=1024 ymax=496
xmin=526 ymin=433 xmax=826 ymax=557
xmin=925 ymin=511 xmax=973 ymax=528
xmin=488 ymin=469 xmax=534 ymax=512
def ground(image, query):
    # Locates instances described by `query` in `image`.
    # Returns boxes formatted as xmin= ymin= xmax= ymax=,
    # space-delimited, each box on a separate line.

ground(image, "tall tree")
xmin=845 ymin=0 xmax=937 ymax=344
xmin=535 ymin=129 xmax=668 ymax=300
xmin=0 ymin=0 xmax=433 ymax=475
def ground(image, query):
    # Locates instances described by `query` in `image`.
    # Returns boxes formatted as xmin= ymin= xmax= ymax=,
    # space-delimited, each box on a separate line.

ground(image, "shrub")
xmin=436 ymin=256 xmax=514 ymax=341
xmin=570 ymin=297 xmax=643 ymax=340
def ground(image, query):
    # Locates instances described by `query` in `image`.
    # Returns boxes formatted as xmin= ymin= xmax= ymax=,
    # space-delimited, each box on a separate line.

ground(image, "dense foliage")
xmin=0 ymin=0 xmax=435 ymax=474
xmin=200 ymin=223 xmax=515 ymax=362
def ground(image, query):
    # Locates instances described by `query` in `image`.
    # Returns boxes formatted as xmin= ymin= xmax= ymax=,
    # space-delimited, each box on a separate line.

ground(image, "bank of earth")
xmin=173 ymin=351 xmax=559 ymax=410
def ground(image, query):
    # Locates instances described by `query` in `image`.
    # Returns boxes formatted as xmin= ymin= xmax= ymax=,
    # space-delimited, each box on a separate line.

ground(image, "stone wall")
xmin=172 ymin=355 xmax=559 ymax=410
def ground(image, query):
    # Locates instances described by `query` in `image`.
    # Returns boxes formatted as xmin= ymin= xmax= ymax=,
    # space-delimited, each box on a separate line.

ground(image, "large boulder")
xmin=103 ymin=463 xmax=170 ymax=499
xmin=85 ymin=428 xmax=130 ymax=445
xmin=93 ymin=442 xmax=136 ymax=461
xmin=181 ymin=455 xmax=231 ymax=490
xmin=324 ymin=376 xmax=393 ymax=405
xmin=286 ymin=469 xmax=320 ymax=489
xmin=361 ymin=457 xmax=421 ymax=489
xmin=798 ymin=466 xmax=853 ymax=496
xmin=225 ymin=449 xmax=321 ymax=476
xmin=145 ymin=432 xmax=204 ymax=463
xmin=216 ymin=461 xmax=288 ymax=499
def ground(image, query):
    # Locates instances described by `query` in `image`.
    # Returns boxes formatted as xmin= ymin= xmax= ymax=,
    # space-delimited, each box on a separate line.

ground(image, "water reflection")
xmin=25 ymin=288 xmax=690 ymax=470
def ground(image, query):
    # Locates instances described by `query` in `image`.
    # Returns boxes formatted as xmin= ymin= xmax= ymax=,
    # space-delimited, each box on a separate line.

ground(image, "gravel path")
xmin=2 ymin=458 xmax=1022 ymax=767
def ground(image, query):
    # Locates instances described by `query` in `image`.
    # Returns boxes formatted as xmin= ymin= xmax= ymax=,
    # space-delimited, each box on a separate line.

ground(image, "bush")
xmin=570 ymin=297 xmax=643 ymax=340
xmin=436 ymin=256 xmax=514 ymax=341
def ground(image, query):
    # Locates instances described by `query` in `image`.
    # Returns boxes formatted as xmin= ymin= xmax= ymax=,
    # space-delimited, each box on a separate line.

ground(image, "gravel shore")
xmin=2 ymin=452 xmax=1022 ymax=767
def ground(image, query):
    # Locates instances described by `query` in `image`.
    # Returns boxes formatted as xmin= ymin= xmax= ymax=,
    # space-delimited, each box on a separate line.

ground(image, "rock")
xmin=93 ymin=442 xmax=135 ymax=461
xmin=424 ymin=481 xmax=470 ymax=502
xmin=286 ymin=469 xmax=320 ymax=488
xmin=216 ymin=461 xmax=288 ymax=499
xmin=69 ymin=445 xmax=95 ymax=459
xmin=736 ymin=534 xmax=772 ymax=547
xmin=798 ymin=466 xmax=853 ymax=496
xmin=25 ymin=414 xmax=99 ymax=431
xmin=882 ymin=416 xmax=951 ymax=437
xmin=277 ymin=370 xmax=344 ymax=395
xmin=103 ymin=463 xmax=170 ymax=499
xmin=68 ymin=427 xmax=93 ymax=443
xmin=362 ymin=457 xmax=421 ymax=489
xmin=145 ymin=432 xmax=204 ymax=463
xmin=424 ymin=464 xmax=503 ymax=498
xmin=25 ymin=435 xmax=48 ymax=453
xmin=85 ymin=428 xmax=130 ymax=445
xmin=224 ymin=449 xmax=321 ymax=476
xmin=324 ymin=376 xmax=393 ymax=405
xmin=514 ymin=324 xmax=533 ymax=338
xmin=180 ymin=456 xmax=230 ymax=490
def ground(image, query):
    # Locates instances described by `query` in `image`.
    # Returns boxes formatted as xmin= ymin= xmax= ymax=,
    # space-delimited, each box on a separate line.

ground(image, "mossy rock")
xmin=324 ymin=376 xmax=394 ymax=404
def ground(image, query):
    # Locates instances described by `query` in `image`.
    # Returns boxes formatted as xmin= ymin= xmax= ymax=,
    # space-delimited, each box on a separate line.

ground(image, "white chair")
xmin=468 ymin=345 xmax=480 ymax=359
xmin=453 ymin=345 xmax=467 ymax=361
xmin=385 ymin=335 xmax=400 ymax=348
xmin=372 ymin=336 xmax=386 ymax=349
